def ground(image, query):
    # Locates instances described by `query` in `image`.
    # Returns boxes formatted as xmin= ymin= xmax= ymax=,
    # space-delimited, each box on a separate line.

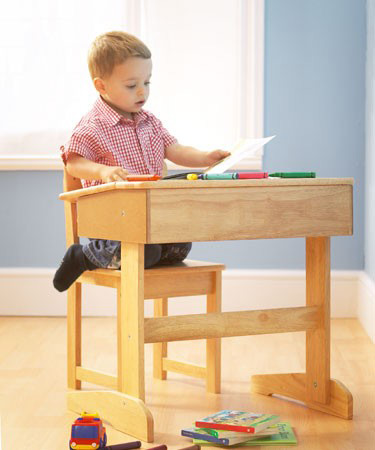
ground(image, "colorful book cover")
xmin=182 ymin=426 xmax=277 ymax=446
xmin=195 ymin=410 xmax=280 ymax=434
xmin=206 ymin=427 xmax=277 ymax=439
xmin=193 ymin=422 xmax=297 ymax=446
xmin=181 ymin=427 xmax=260 ymax=446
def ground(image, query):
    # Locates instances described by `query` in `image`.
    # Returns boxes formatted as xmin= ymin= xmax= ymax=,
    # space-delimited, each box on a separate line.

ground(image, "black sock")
xmin=53 ymin=244 xmax=97 ymax=292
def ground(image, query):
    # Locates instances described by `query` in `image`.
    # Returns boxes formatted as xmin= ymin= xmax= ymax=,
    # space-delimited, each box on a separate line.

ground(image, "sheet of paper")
xmin=204 ymin=136 xmax=275 ymax=174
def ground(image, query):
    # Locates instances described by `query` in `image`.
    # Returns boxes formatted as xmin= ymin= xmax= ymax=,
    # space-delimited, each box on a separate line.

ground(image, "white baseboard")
xmin=357 ymin=272 xmax=375 ymax=342
xmin=0 ymin=267 xmax=363 ymax=315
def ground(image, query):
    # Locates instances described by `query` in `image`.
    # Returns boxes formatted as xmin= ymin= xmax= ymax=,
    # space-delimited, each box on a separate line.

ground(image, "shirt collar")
xmin=94 ymin=96 xmax=149 ymax=127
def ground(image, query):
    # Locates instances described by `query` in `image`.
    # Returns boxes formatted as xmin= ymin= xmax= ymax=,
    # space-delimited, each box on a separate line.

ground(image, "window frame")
xmin=0 ymin=0 xmax=264 ymax=171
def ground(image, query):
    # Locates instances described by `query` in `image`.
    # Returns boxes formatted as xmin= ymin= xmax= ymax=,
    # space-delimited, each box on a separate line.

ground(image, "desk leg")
xmin=118 ymin=242 xmax=145 ymax=401
xmin=206 ymin=270 xmax=222 ymax=393
xmin=306 ymin=236 xmax=330 ymax=403
xmin=251 ymin=237 xmax=353 ymax=419
xmin=68 ymin=242 xmax=154 ymax=441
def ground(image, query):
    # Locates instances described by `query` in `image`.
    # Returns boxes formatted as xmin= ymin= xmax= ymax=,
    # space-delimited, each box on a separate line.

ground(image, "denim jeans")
xmin=82 ymin=239 xmax=192 ymax=269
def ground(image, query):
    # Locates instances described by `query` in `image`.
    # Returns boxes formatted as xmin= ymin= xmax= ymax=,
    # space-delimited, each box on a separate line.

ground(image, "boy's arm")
xmin=165 ymin=143 xmax=230 ymax=168
xmin=66 ymin=153 xmax=129 ymax=183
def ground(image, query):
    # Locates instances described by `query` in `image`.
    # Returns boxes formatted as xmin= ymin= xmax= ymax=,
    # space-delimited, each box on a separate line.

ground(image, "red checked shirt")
xmin=61 ymin=96 xmax=177 ymax=188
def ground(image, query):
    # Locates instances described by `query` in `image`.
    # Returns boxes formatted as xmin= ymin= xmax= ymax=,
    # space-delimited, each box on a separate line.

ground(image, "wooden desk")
xmin=61 ymin=178 xmax=353 ymax=441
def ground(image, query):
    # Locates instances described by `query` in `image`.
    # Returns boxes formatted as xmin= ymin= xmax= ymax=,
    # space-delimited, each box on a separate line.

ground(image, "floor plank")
xmin=0 ymin=317 xmax=374 ymax=450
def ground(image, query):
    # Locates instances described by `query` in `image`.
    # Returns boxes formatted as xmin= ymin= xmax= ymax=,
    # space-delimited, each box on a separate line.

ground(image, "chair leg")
xmin=153 ymin=297 xmax=168 ymax=380
xmin=206 ymin=271 xmax=222 ymax=393
xmin=116 ymin=282 xmax=123 ymax=391
xmin=67 ymin=282 xmax=82 ymax=389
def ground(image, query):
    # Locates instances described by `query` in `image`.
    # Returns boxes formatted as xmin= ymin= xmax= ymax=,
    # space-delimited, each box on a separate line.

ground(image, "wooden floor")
xmin=0 ymin=317 xmax=374 ymax=450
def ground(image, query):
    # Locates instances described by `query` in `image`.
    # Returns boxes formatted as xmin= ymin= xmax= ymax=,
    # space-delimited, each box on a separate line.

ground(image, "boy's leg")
xmin=53 ymin=240 xmax=163 ymax=292
xmin=53 ymin=243 xmax=97 ymax=292
xmin=159 ymin=242 xmax=192 ymax=265
xmin=84 ymin=240 xmax=162 ymax=269
xmin=145 ymin=244 xmax=162 ymax=268
xmin=53 ymin=240 xmax=119 ymax=292
xmin=83 ymin=239 xmax=122 ymax=268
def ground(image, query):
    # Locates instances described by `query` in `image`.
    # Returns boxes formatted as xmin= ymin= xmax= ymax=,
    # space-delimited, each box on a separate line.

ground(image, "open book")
xmin=204 ymin=136 xmax=275 ymax=174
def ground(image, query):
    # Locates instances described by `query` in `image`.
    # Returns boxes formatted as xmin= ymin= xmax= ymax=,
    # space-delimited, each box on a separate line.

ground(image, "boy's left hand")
xmin=205 ymin=149 xmax=231 ymax=166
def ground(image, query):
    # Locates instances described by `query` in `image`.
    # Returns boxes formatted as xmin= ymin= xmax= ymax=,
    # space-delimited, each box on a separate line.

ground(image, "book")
xmin=206 ymin=427 xmax=277 ymax=439
xmin=195 ymin=410 xmax=280 ymax=434
xmin=204 ymin=136 xmax=275 ymax=175
xmin=181 ymin=426 xmax=277 ymax=446
xmin=193 ymin=422 xmax=297 ymax=446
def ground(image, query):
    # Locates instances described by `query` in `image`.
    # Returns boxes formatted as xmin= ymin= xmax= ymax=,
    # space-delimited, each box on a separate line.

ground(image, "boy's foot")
xmin=53 ymin=244 xmax=96 ymax=292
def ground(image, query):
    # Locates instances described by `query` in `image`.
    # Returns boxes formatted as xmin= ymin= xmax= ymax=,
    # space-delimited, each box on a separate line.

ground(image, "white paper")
xmin=204 ymin=136 xmax=275 ymax=174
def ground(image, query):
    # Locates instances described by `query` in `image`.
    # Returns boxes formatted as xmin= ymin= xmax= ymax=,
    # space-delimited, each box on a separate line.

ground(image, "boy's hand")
xmin=205 ymin=149 xmax=231 ymax=166
xmin=99 ymin=165 xmax=129 ymax=183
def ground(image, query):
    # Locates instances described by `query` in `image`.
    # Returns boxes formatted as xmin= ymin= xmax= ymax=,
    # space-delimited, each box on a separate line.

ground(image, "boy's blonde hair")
xmin=88 ymin=31 xmax=151 ymax=80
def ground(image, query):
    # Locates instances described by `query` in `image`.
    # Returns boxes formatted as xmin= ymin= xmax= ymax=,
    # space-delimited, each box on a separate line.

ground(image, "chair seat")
xmin=79 ymin=259 xmax=225 ymax=298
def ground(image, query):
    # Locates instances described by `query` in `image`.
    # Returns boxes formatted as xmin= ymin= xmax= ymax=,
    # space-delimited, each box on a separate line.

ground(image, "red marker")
xmin=237 ymin=172 xmax=268 ymax=179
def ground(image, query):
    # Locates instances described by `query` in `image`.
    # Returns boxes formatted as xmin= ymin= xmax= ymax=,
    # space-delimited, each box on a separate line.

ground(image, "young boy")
xmin=53 ymin=31 xmax=230 ymax=292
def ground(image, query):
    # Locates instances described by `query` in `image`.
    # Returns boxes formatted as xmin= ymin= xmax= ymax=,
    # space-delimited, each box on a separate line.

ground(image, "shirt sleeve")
xmin=60 ymin=125 xmax=102 ymax=165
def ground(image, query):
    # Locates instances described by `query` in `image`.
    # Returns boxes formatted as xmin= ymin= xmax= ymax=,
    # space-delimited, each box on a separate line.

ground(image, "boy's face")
xmin=95 ymin=57 xmax=152 ymax=119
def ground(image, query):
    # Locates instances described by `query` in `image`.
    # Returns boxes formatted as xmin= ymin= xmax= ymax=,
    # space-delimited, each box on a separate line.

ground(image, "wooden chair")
xmin=63 ymin=168 xmax=223 ymax=395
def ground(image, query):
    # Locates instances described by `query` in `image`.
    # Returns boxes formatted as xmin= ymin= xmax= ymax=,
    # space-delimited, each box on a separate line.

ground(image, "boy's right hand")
xmin=99 ymin=166 xmax=129 ymax=183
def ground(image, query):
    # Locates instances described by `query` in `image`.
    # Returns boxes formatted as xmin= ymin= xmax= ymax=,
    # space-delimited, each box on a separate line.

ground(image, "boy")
xmin=53 ymin=31 xmax=230 ymax=292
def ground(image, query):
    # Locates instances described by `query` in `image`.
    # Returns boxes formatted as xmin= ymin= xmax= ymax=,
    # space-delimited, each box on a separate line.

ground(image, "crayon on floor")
xmin=147 ymin=445 xmax=168 ymax=450
xmin=103 ymin=441 xmax=141 ymax=450
xmin=178 ymin=445 xmax=201 ymax=450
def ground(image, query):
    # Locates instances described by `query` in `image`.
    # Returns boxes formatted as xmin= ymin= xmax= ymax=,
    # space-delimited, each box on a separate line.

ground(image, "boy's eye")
xmin=126 ymin=85 xmax=136 ymax=89
xmin=145 ymin=81 xmax=151 ymax=86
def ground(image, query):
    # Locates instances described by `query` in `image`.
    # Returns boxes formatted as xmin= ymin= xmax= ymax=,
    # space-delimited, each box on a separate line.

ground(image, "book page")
xmin=204 ymin=136 xmax=275 ymax=174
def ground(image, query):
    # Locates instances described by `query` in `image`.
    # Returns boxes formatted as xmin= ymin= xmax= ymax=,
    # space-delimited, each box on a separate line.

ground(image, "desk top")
xmin=68 ymin=177 xmax=353 ymax=243
xmin=60 ymin=177 xmax=354 ymax=202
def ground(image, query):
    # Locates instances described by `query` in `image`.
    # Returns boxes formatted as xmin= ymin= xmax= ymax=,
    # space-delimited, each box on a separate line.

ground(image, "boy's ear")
xmin=93 ymin=77 xmax=106 ymax=95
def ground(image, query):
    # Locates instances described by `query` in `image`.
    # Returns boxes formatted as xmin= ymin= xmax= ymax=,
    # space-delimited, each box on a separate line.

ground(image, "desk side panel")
xmin=148 ymin=185 xmax=353 ymax=243
xmin=77 ymin=190 xmax=147 ymax=242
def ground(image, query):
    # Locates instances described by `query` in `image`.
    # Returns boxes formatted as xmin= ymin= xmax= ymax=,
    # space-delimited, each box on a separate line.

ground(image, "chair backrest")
xmin=63 ymin=168 xmax=81 ymax=247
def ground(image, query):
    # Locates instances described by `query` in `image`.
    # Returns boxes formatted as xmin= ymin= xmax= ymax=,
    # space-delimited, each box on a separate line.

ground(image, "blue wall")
xmin=0 ymin=171 xmax=65 ymax=267
xmin=366 ymin=0 xmax=375 ymax=281
xmin=0 ymin=0 xmax=366 ymax=270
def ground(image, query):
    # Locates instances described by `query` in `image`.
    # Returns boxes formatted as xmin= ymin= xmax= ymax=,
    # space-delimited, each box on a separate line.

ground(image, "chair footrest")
xmin=162 ymin=358 xmax=206 ymax=379
xmin=76 ymin=366 xmax=117 ymax=389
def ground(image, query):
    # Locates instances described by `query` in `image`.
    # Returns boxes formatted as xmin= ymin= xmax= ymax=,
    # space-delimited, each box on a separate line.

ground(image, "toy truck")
xmin=69 ymin=412 xmax=107 ymax=449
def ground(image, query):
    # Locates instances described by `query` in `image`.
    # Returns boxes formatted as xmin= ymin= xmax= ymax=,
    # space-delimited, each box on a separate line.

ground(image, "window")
xmin=0 ymin=0 xmax=264 ymax=170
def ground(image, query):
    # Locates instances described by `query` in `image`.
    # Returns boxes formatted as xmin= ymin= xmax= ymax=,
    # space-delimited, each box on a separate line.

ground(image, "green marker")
xmin=269 ymin=172 xmax=316 ymax=178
